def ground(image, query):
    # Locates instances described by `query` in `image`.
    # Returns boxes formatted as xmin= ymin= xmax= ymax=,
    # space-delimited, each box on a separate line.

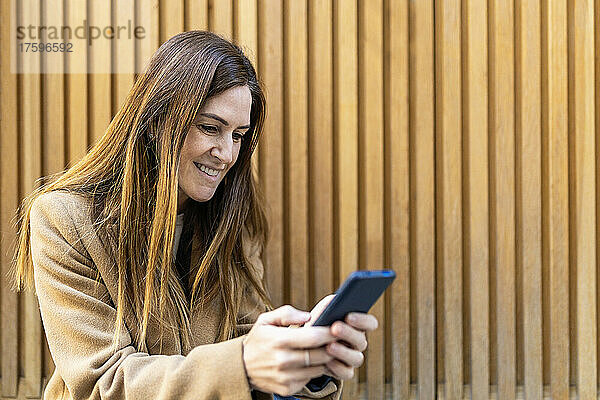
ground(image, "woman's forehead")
xmin=195 ymin=86 xmax=252 ymax=126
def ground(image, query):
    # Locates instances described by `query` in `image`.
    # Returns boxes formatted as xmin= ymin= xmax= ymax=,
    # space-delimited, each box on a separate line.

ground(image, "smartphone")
xmin=312 ymin=269 xmax=396 ymax=327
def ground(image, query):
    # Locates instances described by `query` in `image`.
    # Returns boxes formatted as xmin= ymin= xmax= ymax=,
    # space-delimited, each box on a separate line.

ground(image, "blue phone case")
xmin=312 ymin=270 xmax=396 ymax=327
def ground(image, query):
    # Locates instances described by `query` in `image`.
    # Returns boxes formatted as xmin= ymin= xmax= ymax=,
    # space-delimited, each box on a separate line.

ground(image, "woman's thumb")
xmin=257 ymin=305 xmax=311 ymax=327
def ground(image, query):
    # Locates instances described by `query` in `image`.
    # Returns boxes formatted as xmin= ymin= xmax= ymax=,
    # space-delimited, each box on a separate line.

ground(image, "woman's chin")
xmin=189 ymin=189 xmax=217 ymax=203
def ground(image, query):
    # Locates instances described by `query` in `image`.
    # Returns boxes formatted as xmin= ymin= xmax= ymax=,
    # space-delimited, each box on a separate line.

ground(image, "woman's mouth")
xmin=194 ymin=162 xmax=220 ymax=178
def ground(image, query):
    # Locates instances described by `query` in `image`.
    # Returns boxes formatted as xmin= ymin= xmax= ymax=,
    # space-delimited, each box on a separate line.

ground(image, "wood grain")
xmin=284 ymin=0 xmax=308 ymax=310
xmin=160 ymin=0 xmax=184 ymax=43
xmin=114 ymin=0 xmax=135 ymax=114
xmin=568 ymin=0 xmax=597 ymax=398
xmin=515 ymin=1 xmax=543 ymax=398
xmin=385 ymin=0 xmax=410 ymax=398
xmin=542 ymin=0 xmax=569 ymax=397
xmin=489 ymin=0 xmax=517 ymax=396
xmin=462 ymin=0 xmax=490 ymax=398
xmin=358 ymin=0 xmax=385 ymax=398
xmin=234 ymin=0 xmax=259 ymax=183
xmin=88 ymin=1 xmax=111 ymax=145
xmin=435 ymin=0 xmax=463 ymax=398
xmin=186 ymin=0 xmax=208 ymax=31
xmin=308 ymin=0 xmax=334 ymax=306
xmin=333 ymin=0 xmax=359 ymax=396
xmin=1 ymin=0 xmax=20 ymax=396
xmin=66 ymin=0 xmax=88 ymax=165
xmin=136 ymin=0 xmax=159 ymax=74
xmin=409 ymin=0 xmax=436 ymax=398
xmin=209 ymin=0 xmax=233 ymax=40
xmin=258 ymin=0 xmax=284 ymax=307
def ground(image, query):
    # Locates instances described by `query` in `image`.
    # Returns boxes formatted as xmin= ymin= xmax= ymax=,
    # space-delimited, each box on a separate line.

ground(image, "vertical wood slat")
xmin=385 ymin=0 xmax=410 ymax=398
xmin=233 ymin=0 xmax=260 ymax=187
xmin=66 ymin=0 xmax=88 ymax=165
xmin=159 ymin=0 xmax=184 ymax=43
xmin=258 ymin=0 xmax=285 ymax=307
xmin=1 ymin=0 xmax=20 ymax=396
xmin=409 ymin=0 xmax=436 ymax=398
xmin=542 ymin=0 xmax=569 ymax=398
xmin=489 ymin=0 xmax=516 ymax=396
xmin=114 ymin=0 xmax=135 ymax=112
xmin=20 ymin=1 xmax=43 ymax=397
xmin=210 ymin=0 xmax=233 ymax=40
xmin=88 ymin=1 xmax=111 ymax=145
xmin=597 ymin=0 xmax=600 ymax=392
xmin=234 ymin=0 xmax=257 ymax=192
xmin=515 ymin=0 xmax=543 ymax=397
xmin=284 ymin=0 xmax=309 ymax=310
xmin=569 ymin=0 xmax=597 ymax=398
xmin=462 ymin=0 xmax=490 ymax=398
xmin=43 ymin=0 xmax=65 ymax=175
xmin=234 ymin=0 xmax=258 ymax=67
xmin=435 ymin=0 xmax=463 ymax=398
xmin=358 ymin=0 xmax=385 ymax=398
xmin=186 ymin=0 xmax=208 ymax=31
xmin=333 ymin=0 xmax=359 ymax=396
xmin=308 ymin=0 xmax=333 ymax=306
xmin=136 ymin=0 xmax=160 ymax=75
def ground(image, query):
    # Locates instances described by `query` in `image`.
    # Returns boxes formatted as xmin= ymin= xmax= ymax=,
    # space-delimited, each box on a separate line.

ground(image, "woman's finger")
xmin=305 ymin=294 xmax=336 ymax=327
xmin=326 ymin=341 xmax=364 ymax=368
xmin=256 ymin=305 xmax=311 ymax=327
xmin=330 ymin=321 xmax=368 ymax=352
xmin=326 ymin=358 xmax=354 ymax=380
xmin=280 ymin=348 xmax=334 ymax=369
xmin=277 ymin=326 xmax=337 ymax=349
xmin=345 ymin=312 xmax=378 ymax=331
xmin=305 ymin=347 xmax=335 ymax=367
xmin=324 ymin=366 xmax=341 ymax=381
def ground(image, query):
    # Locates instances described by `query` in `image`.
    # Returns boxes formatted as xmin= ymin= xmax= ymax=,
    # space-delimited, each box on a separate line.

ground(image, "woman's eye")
xmin=198 ymin=124 xmax=218 ymax=134
xmin=233 ymin=132 xmax=245 ymax=142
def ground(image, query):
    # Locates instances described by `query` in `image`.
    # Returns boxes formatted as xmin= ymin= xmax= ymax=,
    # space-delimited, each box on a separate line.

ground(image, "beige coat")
xmin=29 ymin=191 xmax=342 ymax=399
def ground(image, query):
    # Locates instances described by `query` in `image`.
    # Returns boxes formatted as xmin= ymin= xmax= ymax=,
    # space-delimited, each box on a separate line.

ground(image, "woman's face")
xmin=177 ymin=85 xmax=252 ymax=211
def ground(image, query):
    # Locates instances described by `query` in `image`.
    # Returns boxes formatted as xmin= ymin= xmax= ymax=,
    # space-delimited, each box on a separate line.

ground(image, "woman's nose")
xmin=210 ymin=134 xmax=234 ymax=164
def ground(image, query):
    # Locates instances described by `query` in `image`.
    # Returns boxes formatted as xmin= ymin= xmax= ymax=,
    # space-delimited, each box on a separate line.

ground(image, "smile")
xmin=194 ymin=162 xmax=220 ymax=177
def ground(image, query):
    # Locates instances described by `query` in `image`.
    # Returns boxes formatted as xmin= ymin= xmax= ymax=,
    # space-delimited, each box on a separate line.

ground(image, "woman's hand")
xmin=242 ymin=305 xmax=337 ymax=396
xmin=305 ymin=295 xmax=379 ymax=380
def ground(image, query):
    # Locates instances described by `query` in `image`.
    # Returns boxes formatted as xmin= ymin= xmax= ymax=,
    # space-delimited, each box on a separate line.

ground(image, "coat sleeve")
xmin=242 ymin=236 xmax=344 ymax=400
xmin=29 ymin=193 xmax=254 ymax=400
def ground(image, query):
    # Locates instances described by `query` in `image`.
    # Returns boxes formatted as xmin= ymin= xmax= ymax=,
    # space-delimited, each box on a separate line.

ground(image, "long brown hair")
xmin=11 ymin=31 xmax=273 ymax=354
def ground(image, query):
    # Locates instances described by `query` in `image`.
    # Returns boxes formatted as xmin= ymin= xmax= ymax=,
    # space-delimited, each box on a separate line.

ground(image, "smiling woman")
xmin=178 ymin=85 xmax=252 ymax=208
xmin=10 ymin=30 xmax=376 ymax=400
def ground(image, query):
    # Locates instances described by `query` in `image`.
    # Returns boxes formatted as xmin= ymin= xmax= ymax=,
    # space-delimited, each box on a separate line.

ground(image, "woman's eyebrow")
xmin=200 ymin=113 xmax=250 ymax=129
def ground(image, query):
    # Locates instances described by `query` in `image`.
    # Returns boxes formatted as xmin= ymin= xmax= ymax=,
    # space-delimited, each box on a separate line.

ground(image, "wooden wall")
xmin=1 ymin=0 xmax=599 ymax=399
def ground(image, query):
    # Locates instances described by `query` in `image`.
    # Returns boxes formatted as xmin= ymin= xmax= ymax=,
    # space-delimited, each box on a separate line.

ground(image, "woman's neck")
xmin=177 ymin=188 xmax=189 ymax=214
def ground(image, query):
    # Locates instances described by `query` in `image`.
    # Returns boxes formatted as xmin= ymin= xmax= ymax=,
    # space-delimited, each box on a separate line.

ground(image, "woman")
xmin=11 ymin=31 xmax=377 ymax=400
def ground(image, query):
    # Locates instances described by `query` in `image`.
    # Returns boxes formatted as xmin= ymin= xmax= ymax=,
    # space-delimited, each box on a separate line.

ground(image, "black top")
xmin=175 ymin=213 xmax=194 ymax=303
